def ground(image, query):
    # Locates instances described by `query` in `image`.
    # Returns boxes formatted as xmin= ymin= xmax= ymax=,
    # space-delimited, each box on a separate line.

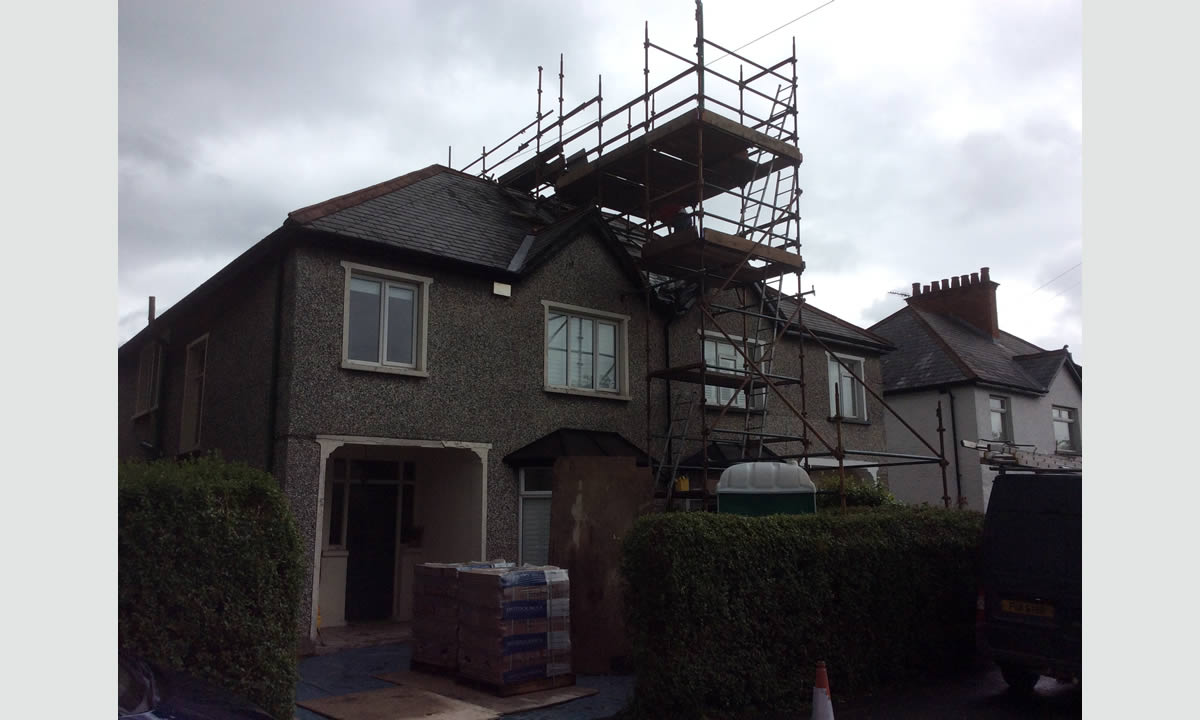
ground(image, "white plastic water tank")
xmin=717 ymin=461 xmax=815 ymax=494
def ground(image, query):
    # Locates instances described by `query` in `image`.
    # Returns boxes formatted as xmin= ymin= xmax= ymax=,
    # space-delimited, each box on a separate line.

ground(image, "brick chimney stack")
xmin=906 ymin=266 xmax=1000 ymax=338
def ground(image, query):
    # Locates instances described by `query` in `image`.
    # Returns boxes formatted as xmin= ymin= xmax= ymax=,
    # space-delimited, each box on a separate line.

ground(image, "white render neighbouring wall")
xmin=884 ymin=364 xmax=1081 ymax=511
xmin=882 ymin=389 xmax=981 ymax=509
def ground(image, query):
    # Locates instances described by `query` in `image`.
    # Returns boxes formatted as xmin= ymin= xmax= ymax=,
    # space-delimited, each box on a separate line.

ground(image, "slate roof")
xmin=869 ymin=306 xmax=1081 ymax=394
xmin=1013 ymin=350 xmax=1077 ymax=389
xmin=775 ymin=294 xmax=895 ymax=352
xmin=287 ymin=164 xmax=883 ymax=349
xmin=290 ymin=165 xmax=564 ymax=272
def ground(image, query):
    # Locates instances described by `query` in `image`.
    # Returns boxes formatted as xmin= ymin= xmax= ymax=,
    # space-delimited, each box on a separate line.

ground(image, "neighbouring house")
xmin=868 ymin=267 xmax=1082 ymax=510
xmin=118 ymin=164 xmax=894 ymax=647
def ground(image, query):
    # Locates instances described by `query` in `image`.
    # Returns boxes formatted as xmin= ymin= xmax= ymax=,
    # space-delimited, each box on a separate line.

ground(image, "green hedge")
xmin=119 ymin=456 xmax=304 ymax=720
xmin=621 ymin=508 xmax=983 ymax=718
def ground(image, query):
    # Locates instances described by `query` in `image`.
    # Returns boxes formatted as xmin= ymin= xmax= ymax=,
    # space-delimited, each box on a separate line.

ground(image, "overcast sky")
xmin=118 ymin=0 xmax=1082 ymax=361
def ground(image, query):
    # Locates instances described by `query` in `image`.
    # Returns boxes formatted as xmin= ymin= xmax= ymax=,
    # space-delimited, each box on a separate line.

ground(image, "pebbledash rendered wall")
xmin=118 ymin=251 xmax=285 ymax=468
xmin=662 ymin=289 xmax=890 ymax=476
xmin=278 ymin=230 xmax=666 ymax=567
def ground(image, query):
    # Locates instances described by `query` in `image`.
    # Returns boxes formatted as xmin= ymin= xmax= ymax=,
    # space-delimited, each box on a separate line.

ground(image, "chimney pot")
xmin=911 ymin=282 xmax=921 ymax=296
xmin=148 ymin=296 xmax=156 ymax=324
xmin=908 ymin=267 xmax=1000 ymax=340
xmin=980 ymin=266 xmax=991 ymax=282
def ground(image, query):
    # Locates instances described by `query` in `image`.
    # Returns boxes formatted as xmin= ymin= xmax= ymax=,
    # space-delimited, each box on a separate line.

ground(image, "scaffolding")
xmin=460 ymin=1 xmax=952 ymax=510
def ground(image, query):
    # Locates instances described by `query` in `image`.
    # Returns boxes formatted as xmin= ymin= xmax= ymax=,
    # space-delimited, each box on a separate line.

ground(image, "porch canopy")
xmin=503 ymin=428 xmax=651 ymax=466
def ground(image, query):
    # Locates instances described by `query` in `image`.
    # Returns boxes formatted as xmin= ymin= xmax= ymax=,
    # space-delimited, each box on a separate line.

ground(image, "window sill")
xmin=828 ymin=416 xmax=871 ymax=426
xmin=322 ymin=548 xmax=349 ymax=558
xmin=544 ymin=386 xmax=631 ymax=402
xmin=704 ymin=406 xmax=766 ymax=415
xmin=1055 ymin=450 xmax=1082 ymax=457
xmin=341 ymin=360 xmax=429 ymax=378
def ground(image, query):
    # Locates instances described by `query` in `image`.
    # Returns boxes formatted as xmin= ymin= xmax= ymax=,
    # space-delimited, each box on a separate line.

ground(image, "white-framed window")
xmin=341 ymin=261 xmax=432 ymax=376
xmin=827 ymin=353 xmax=867 ymax=421
xmin=989 ymin=395 xmax=1012 ymax=442
xmin=133 ymin=341 xmax=162 ymax=418
xmin=179 ymin=334 xmax=208 ymax=452
xmin=543 ymin=301 xmax=629 ymax=397
xmin=518 ymin=467 xmax=553 ymax=566
xmin=702 ymin=336 xmax=764 ymax=410
xmin=1052 ymin=406 xmax=1079 ymax=453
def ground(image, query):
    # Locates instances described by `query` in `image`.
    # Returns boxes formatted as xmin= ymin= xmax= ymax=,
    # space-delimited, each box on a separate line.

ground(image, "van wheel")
xmin=1000 ymin=664 xmax=1040 ymax=693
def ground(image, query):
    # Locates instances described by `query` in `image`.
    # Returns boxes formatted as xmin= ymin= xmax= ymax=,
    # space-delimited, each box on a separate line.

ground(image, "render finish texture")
xmin=662 ymin=288 xmax=890 ymax=467
xmin=118 ymin=251 xmax=286 ymax=466
xmin=283 ymin=230 xmax=663 ymax=563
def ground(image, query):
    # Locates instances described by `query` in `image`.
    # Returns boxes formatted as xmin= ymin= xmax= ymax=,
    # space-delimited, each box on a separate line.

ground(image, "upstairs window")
xmin=828 ymin=353 xmax=867 ymax=421
xmin=133 ymin=341 xmax=162 ymax=418
xmin=544 ymin=302 xmax=628 ymax=397
xmin=179 ymin=335 xmax=208 ymax=452
xmin=703 ymin=337 xmax=764 ymax=410
xmin=1052 ymin=406 xmax=1079 ymax=453
xmin=341 ymin=262 xmax=431 ymax=375
xmin=989 ymin=395 xmax=1012 ymax=442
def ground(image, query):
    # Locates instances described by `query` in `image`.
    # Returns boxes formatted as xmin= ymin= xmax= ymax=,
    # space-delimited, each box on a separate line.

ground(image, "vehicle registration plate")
xmin=1000 ymin=599 xmax=1055 ymax=618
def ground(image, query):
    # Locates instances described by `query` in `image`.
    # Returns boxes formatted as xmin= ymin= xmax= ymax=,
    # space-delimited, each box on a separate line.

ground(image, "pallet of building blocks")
xmin=411 ymin=560 xmax=513 ymax=671
xmin=456 ymin=566 xmax=573 ymax=694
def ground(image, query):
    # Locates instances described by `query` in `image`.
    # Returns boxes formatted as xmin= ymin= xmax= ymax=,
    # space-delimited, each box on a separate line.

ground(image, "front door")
xmin=344 ymin=483 xmax=398 ymax=622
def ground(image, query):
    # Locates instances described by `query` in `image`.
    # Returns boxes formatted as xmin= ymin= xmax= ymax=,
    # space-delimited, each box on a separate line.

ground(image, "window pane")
xmin=547 ymin=314 xmax=567 ymax=386
xmin=521 ymin=496 xmax=552 ymax=566
xmin=1054 ymin=420 xmax=1072 ymax=450
xmin=597 ymin=322 xmax=617 ymax=390
xmin=990 ymin=396 xmax=1005 ymax=411
xmin=385 ymin=284 xmax=415 ymax=364
xmin=348 ymin=277 xmax=382 ymax=362
xmin=568 ymin=316 xmax=593 ymax=388
xmin=329 ymin=482 xmax=345 ymax=545
xmin=990 ymin=411 xmax=1006 ymax=440
xmin=523 ymin=467 xmax=553 ymax=493
xmin=597 ymin=354 xmax=617 ymax=390
xmin=186 ymin=340 xmax=206 ymax=377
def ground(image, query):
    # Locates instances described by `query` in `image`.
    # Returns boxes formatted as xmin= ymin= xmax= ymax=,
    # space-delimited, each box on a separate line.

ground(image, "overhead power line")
xmin=707 ymin=0 xmax=841 ymax=66
xmin=1030 ymin=262 xmax=1081 ymax=295
xmin=1049 ymin=280 xmax=1081 ymax=300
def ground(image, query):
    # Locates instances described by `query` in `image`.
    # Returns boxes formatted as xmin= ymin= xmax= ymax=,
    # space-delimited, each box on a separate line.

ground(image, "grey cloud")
xmin=119 ymin=2 xmax=1081 ymax=357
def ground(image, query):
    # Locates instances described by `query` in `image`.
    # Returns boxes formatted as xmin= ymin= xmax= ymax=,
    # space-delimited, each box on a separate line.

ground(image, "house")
xmin=118 ymin=164 xmax=896 ymax=646
xmin=868 ymin=267 xmax=1082 ymax=510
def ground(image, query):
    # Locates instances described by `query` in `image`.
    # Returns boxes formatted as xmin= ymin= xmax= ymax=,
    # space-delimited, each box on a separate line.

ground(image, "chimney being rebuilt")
xmin=906 ymin=266 xmax=999 ymax=338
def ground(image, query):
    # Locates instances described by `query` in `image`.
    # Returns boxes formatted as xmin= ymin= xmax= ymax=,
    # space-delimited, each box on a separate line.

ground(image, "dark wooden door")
xmin=344 ymin=484 xmax=398 ymax=622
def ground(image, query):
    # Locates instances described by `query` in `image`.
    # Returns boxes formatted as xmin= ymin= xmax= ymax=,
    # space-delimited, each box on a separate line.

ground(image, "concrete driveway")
xmin=834 ymin=658 xmax=1081 ymax=719
xmin=294 ymin=643 xmax=633 ymax=720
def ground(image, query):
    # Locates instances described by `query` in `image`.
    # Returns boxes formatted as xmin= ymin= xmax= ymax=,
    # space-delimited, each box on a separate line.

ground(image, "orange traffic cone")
xmin=812 ymin=661 xmax=835 ymax=720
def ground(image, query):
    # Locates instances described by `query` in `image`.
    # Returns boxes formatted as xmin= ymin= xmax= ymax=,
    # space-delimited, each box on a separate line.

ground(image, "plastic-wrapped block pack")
xmin=456 ymin=566 xmax=572 ymax=687
xmin=411 ymin=560 xmax=513 ymax=669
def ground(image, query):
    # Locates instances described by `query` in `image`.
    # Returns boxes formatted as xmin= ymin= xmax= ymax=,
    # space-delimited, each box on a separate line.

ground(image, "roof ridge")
xmin=1012 ymin=348 xmax=1068 ymax=360
xmin=998 ymin=328 xmax=1046 ymax=354
xmin=287 ymin=164 xmax=502 ymax=225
